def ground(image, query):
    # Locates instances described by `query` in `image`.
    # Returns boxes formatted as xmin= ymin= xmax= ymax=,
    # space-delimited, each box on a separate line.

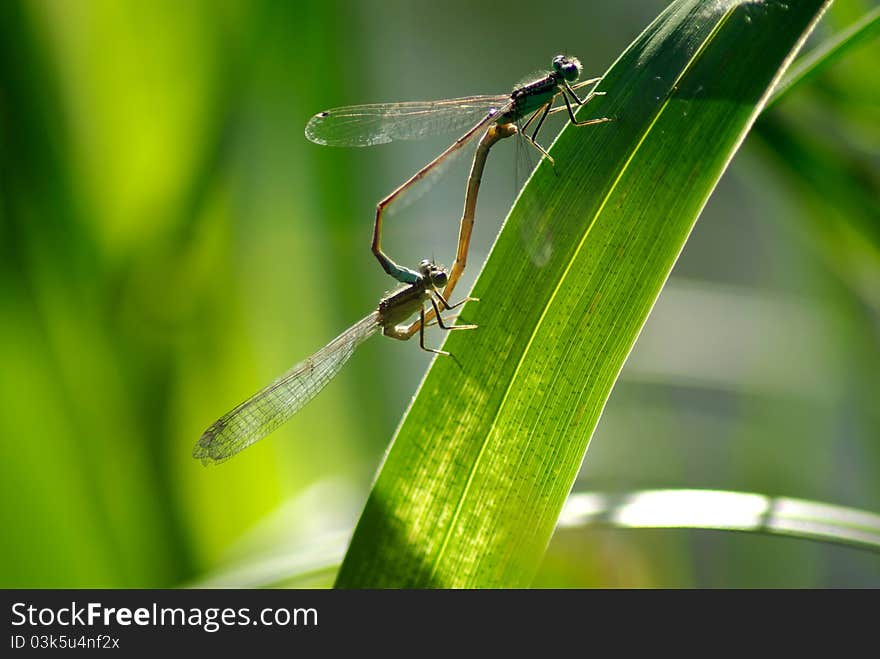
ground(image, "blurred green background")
xmin=0 ymin=0 xmax=877 ymax=588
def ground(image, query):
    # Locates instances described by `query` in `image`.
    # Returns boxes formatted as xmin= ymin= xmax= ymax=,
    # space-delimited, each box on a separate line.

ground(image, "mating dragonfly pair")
xmin=194 ymin=55 xmax=611 ymax=464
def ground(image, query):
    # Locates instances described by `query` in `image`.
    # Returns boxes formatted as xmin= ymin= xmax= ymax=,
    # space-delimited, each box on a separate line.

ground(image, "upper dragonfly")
xmin=305 ymin=55 xmax=610 ymax=287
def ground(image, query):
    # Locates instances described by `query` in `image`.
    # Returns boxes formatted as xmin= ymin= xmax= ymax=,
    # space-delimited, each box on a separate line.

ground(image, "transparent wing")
xmin=304 ymin=94 xmax=511 ymax=147
xmin=385 ymin=120 xmax=486 ymax=218
xmin=194 ymin=313 xmax=381 ymax=465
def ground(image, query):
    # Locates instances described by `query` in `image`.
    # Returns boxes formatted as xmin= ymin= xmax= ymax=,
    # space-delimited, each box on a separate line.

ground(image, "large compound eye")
xmin=561 ymin=57 xmax=582 ymax=82
xmin=432 ymin=270 xmax=448 ymax=288
xmin=552 ymin=54 xmax=566 ymax=73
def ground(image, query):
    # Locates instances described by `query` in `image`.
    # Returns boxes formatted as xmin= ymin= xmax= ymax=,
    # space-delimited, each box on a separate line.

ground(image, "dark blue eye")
xmin=560 ymin=57 xmax=582 ymax=82
xmin=552 ymin=55 xmax=566 ymax=75
xmin=552 ymin=55 xmax=582 ymax=81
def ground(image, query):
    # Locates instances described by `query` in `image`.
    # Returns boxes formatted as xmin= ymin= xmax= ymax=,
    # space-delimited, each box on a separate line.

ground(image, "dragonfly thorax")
xmin=500 ymin=55 xmax=584 ymax=125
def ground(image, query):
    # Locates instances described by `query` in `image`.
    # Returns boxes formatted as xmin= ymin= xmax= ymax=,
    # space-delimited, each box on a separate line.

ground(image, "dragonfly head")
xmin=552 ymin=55 xmax=582 ymax=83
xmin=419 ymin=259 xmax=449 ymax=289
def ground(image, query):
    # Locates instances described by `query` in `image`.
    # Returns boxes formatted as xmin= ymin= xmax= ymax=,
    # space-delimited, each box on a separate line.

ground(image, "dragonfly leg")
xmin=430 ymin=295 xmax=476 ymax=331
xmin=522 ymin=133 xmax=555 ymax=166
xmin=519 ymin=103 xmax=542 ymax=134
xmin=421 ymin=311 xmax=461 ymax=329
xmin=520 ymin=104 xmax=555 ymax=166
xmin=532 ymin=104 xmax=552 ymax=143
xmin=569 ymin=76 xmax=603 ymax=93
xmin=564 ymin=79 xmax=592 ymax=105
xmin=546 ymin=92 xmax=605 ymax=117
xmin=560 ymin=88 xmax=613 ymax=127
xmin=418 ymin=306 xmax=450 ymax=356
xmin=433 ymin=287 xmax=477 ymax=311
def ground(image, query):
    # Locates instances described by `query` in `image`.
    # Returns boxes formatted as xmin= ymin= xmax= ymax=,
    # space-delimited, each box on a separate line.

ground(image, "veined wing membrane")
xmin=305 ymin=94 xmax=511 ymax=147
xmin=193 ymin=313 xmax=381 ymax=465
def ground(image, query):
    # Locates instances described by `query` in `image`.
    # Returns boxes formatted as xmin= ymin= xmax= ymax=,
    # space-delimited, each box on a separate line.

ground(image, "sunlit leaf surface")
xmin=337 ymin=0 xmax=832 ymax=588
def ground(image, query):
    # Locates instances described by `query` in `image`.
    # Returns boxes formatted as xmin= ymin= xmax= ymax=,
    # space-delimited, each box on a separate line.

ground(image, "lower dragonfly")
xmin=305 ymin=54 xmax=611 ymax=287
xmin=193 ymin=125 xmax=514 ymax=465
xmin=193 ymin=260 xmax=468 ymax=465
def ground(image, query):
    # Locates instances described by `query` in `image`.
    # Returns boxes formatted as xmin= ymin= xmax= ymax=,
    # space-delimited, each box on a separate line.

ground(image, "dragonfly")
xmin=193 ymin=260 xmax=473 ymax=465
xmin=305 ymin=54 xmax=611 ymax=288
xmin=192 ymin=127 xmax=514 ymax=465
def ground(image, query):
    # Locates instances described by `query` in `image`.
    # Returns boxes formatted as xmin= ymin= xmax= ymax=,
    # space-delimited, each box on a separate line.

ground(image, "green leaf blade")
xmin=337 ymin=0 xmax=832 ymax=588
xmin=768 ymin=5 xmax=880 ymax=108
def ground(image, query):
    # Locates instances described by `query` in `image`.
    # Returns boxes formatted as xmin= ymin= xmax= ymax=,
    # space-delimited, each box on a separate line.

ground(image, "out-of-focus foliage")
xmin=0 ymin=0 xmax=877 ymax=588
